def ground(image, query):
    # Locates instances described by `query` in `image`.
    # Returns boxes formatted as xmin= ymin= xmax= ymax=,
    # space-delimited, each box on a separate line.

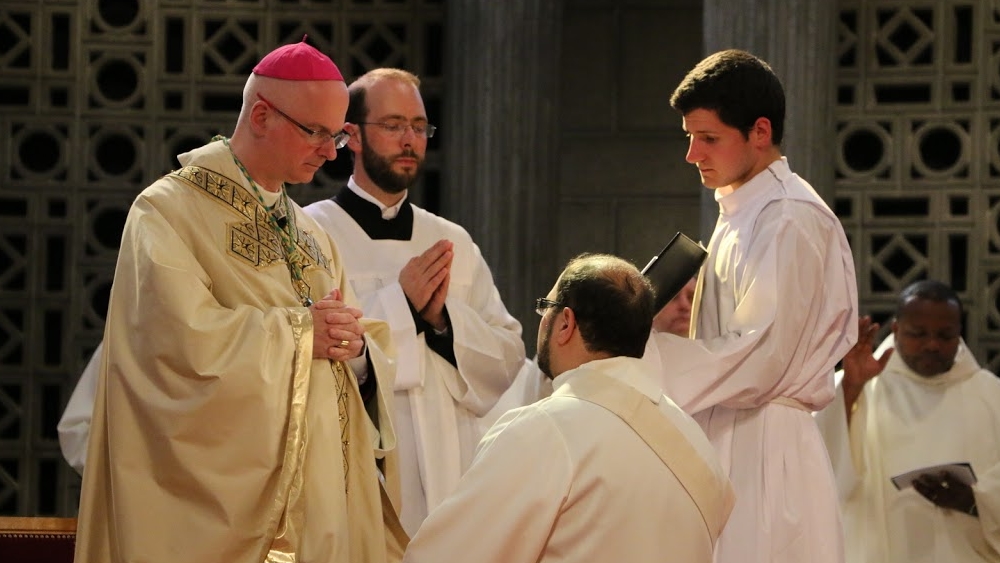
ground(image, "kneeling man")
xmin=404 ymin=253 xmax=734 ymax=563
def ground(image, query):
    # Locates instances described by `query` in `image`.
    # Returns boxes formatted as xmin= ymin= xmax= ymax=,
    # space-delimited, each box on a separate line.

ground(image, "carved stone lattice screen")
xmin=835 ymin=0 xmax=1000 ymax=371
xmin=0 ymin=0 xmax=443 ymax=517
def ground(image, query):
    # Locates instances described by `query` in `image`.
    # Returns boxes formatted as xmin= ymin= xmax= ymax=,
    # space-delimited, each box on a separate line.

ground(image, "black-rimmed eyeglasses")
xmin=535 ymin=298 xmax=563 ymax=317
xmin=256 ymin=93 xmax=350 ymax=149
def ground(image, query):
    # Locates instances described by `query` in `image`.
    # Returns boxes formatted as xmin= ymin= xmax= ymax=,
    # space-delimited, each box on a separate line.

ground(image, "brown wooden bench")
xmin=0 ymin=517 xmax=76 ymax=563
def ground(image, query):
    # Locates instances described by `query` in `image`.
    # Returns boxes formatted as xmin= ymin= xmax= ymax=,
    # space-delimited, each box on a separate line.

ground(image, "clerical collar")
xmin=716 ymin=157 xmax=789 ymax=216
xmin=333 ymin=179 xmax=414 ymax=240
xmin=347 ymin=177 xmax=406 ymax=219
xmin=233 ymin=168 xmax=286 ymax=225
xmin=257 ymin=185 xmax=282 ymax=207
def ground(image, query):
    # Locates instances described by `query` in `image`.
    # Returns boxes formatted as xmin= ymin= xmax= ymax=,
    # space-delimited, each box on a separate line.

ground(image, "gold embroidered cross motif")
xmin=170 ymin=165 xmax=331 ymax=274
xmin=333 ymin=361 xmax=351 ymax=491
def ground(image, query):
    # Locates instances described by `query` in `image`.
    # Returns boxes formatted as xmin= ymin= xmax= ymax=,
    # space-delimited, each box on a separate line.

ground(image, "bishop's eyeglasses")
xmin=256 ymin=93 xmax=350 ymax=149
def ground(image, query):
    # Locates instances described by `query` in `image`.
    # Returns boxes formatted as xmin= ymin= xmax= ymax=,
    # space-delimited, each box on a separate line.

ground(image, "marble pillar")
xmin=443 ymin=0 xmax=563 ymax=349
xmin=698 ymin=0 xmax=839 ymax=240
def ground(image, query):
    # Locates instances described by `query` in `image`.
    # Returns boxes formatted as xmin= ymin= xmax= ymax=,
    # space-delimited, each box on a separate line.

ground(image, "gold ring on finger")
xmin=339 ymin=339 xmax=350 ymax=348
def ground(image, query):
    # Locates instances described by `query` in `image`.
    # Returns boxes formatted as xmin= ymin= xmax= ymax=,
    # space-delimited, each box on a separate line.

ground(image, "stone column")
xmin=443 ymin=0 xmax=563 ymax=349
xmin=698 ymin=0 xmax=839 ymax=239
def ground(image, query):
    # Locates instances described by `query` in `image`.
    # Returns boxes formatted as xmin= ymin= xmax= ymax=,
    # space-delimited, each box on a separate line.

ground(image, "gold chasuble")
xmin=74 ymin=140 xmax=406 ymax=563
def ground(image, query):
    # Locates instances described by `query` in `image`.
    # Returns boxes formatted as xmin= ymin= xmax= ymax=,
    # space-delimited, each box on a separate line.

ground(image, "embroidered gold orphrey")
xmin=170 ymin=165 xmax=331 ymax=275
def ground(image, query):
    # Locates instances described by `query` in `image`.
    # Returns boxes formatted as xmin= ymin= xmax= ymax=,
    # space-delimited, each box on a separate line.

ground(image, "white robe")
xmin=475 ymin=357 xmax=552 ymax=435
xmin=58 ymin=341 xmax=102 ymax=475
xmin=644 ymin=157 xmax=858 ymax=563
xmin=815 ymin=335 xmax=1000 ymax=562
xmin=305 ymin=188 xmax=524 ymax=535
xmin=403 ymin=356 xmax=731 ymax=563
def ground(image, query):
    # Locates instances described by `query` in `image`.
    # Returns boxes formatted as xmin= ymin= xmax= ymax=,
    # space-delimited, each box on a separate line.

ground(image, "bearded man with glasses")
xmin=305 ymin=68 xmax=525 ymax=537
xmin=404 ymin=254 xmax=733 ymax=563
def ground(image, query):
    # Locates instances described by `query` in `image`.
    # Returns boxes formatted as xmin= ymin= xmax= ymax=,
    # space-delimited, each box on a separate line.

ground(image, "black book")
xmin=641 ymin=232 xmax=708 ymax=311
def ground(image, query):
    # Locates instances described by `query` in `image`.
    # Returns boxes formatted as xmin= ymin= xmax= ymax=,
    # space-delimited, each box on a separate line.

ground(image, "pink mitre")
xmin=252 ymin=35 xmax=344 ymax=81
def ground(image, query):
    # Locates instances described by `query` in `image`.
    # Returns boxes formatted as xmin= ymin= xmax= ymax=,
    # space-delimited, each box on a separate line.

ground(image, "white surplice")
xmin=475 ymin=357 xmax=552 ymax=435
xmin=644 ymin=157 xmax=858 ymax=563
xmin=403 ymin=356 xmax=732 ymax=563
xmin=305 ymin=182 xmax=524 ymax=535
xmin=58 ymin=340 xmax=102 ymax=475
xmin=815 ymin=335 xmax=1000 ymax=562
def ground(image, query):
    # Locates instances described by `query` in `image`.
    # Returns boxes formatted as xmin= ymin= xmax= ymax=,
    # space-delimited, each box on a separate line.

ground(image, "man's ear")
xmin=248 ymin=100 xmax=270 ymax=134
xmin=554 ymin=307 xmax=576 ymax=346
xmin=750 ymin=117 xmax=773 ymax=147
xmin=345 ymin=123 xmax=363 ymax=152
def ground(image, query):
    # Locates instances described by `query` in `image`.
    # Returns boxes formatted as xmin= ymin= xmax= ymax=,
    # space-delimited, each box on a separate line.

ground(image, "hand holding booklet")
xmin=641 ymin=232 xmax=708 ymax=311
xmin=890 ymin=462 xmax=977 ymax=490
